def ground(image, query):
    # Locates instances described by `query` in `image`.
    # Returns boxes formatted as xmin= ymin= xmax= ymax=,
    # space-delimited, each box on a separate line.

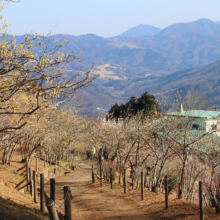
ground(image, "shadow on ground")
xmin=0 ymin=196 xmax=48 ymax=220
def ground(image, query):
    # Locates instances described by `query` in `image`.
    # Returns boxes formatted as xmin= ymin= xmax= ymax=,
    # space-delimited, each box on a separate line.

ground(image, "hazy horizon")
xmin=2 ymin=0 xmax=220 ymax=38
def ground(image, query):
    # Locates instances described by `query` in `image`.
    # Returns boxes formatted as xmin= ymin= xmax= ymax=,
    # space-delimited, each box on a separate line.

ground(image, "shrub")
xmin=86 ymin=150 xmax=92 ymax=159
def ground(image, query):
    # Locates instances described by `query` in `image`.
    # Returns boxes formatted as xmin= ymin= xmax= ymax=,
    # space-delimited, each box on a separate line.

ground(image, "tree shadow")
xmin=0 ymin=196 xmax=49 ymax=220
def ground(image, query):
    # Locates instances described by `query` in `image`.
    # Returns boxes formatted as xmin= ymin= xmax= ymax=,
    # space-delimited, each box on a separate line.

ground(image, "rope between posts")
xmin=54 ymin=189 xmax=69 ymax=209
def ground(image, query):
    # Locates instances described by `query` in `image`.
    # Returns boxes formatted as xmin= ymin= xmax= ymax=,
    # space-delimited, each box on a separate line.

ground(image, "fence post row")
xmin=141 ymin=172 xmax=144 ymax=200
xmin=110 ymin=168 xmax=113 ymax=189
xmin=63 ymin=186 xmax=72 ymax=220
xmin=124 ymin=169 xmax=127 ymax=194
xmin=199 ymin=181 xmax=204 ymax=220
xmin=46 ymin=199 xmax=59 ymax=220
xmin=100 ymin=164 xmax=103 ymax=186
xmin=26 ymin=158 xmax=29 ymax=191
xmin=36 ymin=157 xmax=38 ymax=171
xmin=33 ymin=170 xmax=38 ymax=203
xmin=165 ymin=175 xmax=168 ymax=209
xmin=50 ymin=178 xmax=55 ymax=202
xmin=92 ymin=165 xmax=95 ymax=184
xmin=44 ymin=155 xmax=46 ymax=168
xmin=40 ymin=173 xmax=45 ymax=212
xmin=29 ymin=167 xmax=33 ymax=196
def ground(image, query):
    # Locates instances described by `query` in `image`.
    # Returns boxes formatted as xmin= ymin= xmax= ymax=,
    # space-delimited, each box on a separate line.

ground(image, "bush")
xmin=86 ymin=150 xmax=92 ymax=159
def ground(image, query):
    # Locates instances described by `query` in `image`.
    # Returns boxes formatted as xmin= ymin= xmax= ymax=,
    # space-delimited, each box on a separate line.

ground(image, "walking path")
xmin=45 ymin=157 xmax=151 ymax=220
xmin=44 ymin=157 xmax=217 ymax=220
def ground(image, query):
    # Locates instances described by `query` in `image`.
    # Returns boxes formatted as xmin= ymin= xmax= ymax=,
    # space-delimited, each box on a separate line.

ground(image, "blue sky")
xmin=2 ymin=0 xmax=220 ymax=37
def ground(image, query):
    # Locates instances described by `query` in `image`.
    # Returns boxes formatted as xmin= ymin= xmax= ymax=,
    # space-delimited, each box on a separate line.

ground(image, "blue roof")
xmin=167 ymin=110 xmax=220 ymax=119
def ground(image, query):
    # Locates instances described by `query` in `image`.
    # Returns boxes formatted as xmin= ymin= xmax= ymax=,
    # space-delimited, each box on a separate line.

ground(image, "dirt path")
xmin=45 ymin=157 xmax=151 ymax=220
xmin=44 ymin=157 xmax=219 ymax=220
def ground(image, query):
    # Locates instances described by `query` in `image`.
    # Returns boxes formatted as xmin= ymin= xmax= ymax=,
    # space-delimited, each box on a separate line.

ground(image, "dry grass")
xmin=0 ymin=152 xmax=70 ymax=220
xmin=93 ymin=64 xmax=125 ymax=79
xmin=89 ymin=178 xmax=220 ymax=219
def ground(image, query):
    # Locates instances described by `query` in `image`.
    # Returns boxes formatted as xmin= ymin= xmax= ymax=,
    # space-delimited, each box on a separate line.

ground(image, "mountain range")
xmin=118 ymin=24 xmax=161 ymax=37
xmin=17 ymin=18 xmax=220 ymax=115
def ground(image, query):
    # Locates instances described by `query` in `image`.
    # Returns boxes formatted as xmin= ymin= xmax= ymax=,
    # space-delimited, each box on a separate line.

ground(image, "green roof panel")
xmin=167 ymin=110 xmax=220 ymax=118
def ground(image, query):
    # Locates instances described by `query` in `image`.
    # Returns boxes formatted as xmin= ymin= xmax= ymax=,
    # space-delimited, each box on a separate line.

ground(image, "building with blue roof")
xmin=166 ymin=104 xmax=220 ymax=135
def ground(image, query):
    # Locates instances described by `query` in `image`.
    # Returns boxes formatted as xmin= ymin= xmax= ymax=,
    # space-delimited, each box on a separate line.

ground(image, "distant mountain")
xmin=118 ymin=24 xmax=161 ymax=37
xmin=16 ymin=19 xmax=220 ymax=115
xmin=158 ymin=18 xmax=220 ymax=38
xmin=112 ymin=19 xmax=220 ymax=70
xmin=125 ymin=59 xmax=220 ymax=105
xmin=216 ymin=21 xmax=220 ymax=24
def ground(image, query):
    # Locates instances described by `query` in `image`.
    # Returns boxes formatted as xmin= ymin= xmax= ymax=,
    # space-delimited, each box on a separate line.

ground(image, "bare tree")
xmin=183 ymin=89 xmax=209 ymax=110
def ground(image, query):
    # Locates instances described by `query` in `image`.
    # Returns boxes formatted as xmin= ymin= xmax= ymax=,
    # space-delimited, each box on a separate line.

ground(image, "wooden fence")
xmin=92 ymin=164 xmax=204 ymax=220
xmin=14 ymin=154 xmax=74 ymax=220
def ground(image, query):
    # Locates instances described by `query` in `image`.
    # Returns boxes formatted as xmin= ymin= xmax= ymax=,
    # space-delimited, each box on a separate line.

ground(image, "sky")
xmin=2 ymin=0 xmax=220 ymax=38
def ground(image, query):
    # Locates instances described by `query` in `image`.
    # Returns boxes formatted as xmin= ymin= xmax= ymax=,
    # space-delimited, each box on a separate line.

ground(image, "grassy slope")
xmin=0 ymin=152 xmax=69 ymax=220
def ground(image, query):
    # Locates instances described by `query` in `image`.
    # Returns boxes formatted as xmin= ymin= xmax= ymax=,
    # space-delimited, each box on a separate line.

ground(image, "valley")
xmin=15 ymin=18 xmax=220 ymax=116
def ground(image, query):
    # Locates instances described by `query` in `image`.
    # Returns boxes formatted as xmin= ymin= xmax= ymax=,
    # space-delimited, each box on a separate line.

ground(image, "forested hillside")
xmin=20 ymin=18 xmax=220 ymax=115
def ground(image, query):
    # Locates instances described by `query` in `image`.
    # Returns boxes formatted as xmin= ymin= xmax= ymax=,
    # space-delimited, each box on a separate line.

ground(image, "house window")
xmin=192 ymin=124 xmax=199 ymax=130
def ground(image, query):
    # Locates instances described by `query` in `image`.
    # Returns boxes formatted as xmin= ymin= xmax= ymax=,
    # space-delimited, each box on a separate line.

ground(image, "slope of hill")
xmin=125 ymin=59 xmax=220 ymax=105
xmin=14 ymin=19 xmax=220 ymax=115
xmin=112 ymin=19 xmax=220 ymax=69
xmin=159 ymin=18 xmax=220 ymax=37
xmin=118 ymin=24 xmax=161 ymax=37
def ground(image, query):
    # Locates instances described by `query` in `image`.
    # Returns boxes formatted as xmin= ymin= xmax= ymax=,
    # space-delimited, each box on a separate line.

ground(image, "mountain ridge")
xmin=13 ymin=18 xmax=220 ymax=115
xmin=118 ymin=24 xmax=161 ymax=37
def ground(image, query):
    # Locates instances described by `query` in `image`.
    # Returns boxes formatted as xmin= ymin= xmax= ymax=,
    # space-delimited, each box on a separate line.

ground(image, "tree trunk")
xmin=179 ymin=156 xmax=187 ymax=199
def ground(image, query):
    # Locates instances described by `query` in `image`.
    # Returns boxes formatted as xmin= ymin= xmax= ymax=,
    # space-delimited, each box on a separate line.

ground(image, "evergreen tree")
xmin=108 ymin=92 xmax=161 ymax=120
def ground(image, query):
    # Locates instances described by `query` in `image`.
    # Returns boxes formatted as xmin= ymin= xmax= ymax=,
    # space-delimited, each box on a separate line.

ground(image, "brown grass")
xmin=0 ymin=152 xmax=70 ymax=220
xmin=89 ymin=175 xmax=220 ymax=219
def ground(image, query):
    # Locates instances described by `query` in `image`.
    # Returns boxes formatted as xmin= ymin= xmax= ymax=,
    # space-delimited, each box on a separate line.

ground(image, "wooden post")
xmin=141 ymin=172 xmax=144 ymax=200
xmin=40 ymin=173 xmax=45 ymax=212
xmin=119 ymin=169 xmax=121 ymax=184
xmin=26 ymin=158 xmax=29 ymax=191
xmin=100 ymin=164 xmax=103 ymax=186
xmin=0 ymin=211 xmax=4 ymax=220
xmin=165 ymin=175 xmax=168 ymax=209
xmin=50 ymin=178 xmax=55 ymax=202
xmin=54 ymin=168 xmax=56 ymax=175
xmin=178 ymin=183 xmax=182 ymax=199
xmin=63 ymin=186 xmax=71 ymax=220
xmin=92 ymin=165 xmax=95 ymax=183
xmin=55 ymin=156 xmax=57 ymax=167
xmin=199 ymin=181 xmax=204 ymax=220
xmin=33 ymin=170 xmax=38 ymax=203
xmin=110 ymin=168 xmax=113 ymax=189
xmin=36 ymin=157 xmax=38 ymax=171
xmin=49 ymin=155 xmax=51 ymax=166
xmin=124 ymin=169 xmax=127 ymax=194
xmin=46 ymin=199 xmax=59 ymax=220
xmin=44 ymin=155 xmax=46 ymax=168
xmin=106 ymin=169 xmax=108 ymax=181
xmin=29 ymin=167 xmax=33 ymax=196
